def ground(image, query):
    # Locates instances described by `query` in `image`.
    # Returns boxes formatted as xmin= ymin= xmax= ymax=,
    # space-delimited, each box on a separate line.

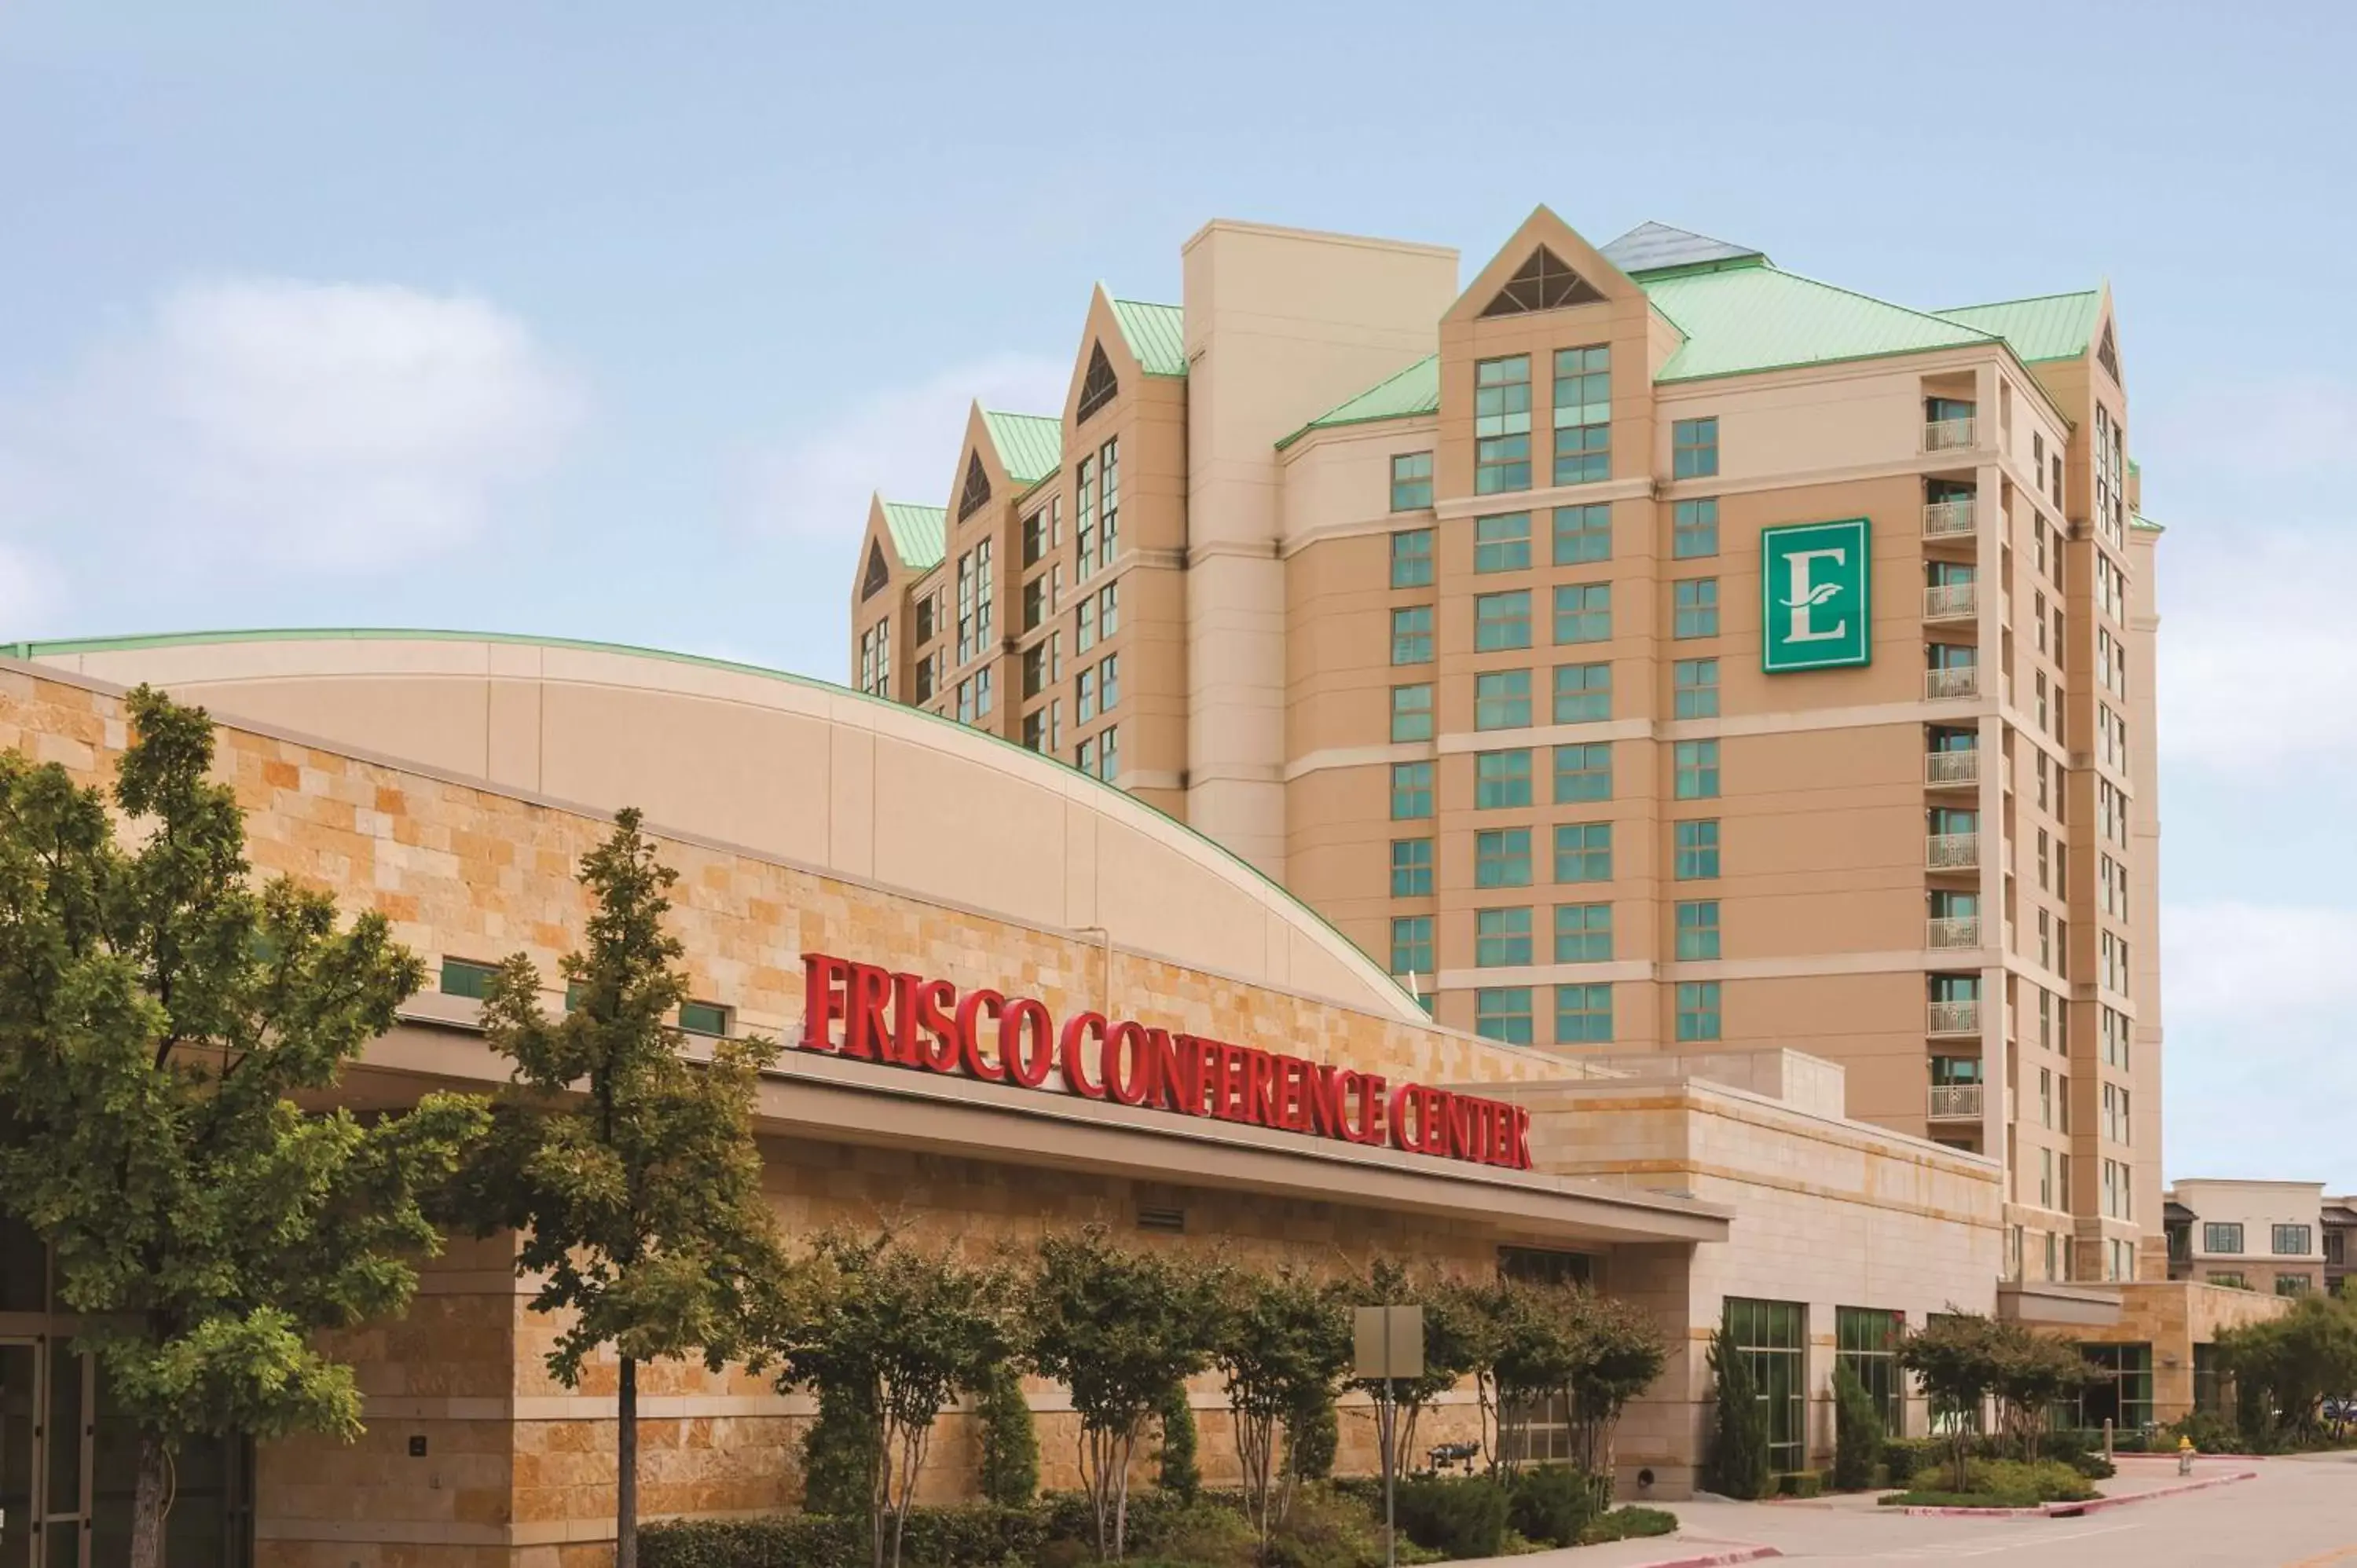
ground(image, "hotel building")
xmin=847 ymin=208 xmax=2165 ymax=1290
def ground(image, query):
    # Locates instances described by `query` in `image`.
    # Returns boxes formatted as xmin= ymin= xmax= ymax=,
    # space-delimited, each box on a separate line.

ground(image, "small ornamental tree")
xmin=1444 ymin=1277 xmax=1517 ymax=1470
xmin=1565 ymin=1289 xmax=1668 ymax=1483
xmin=1212 ymin=1264 xmax=1353 ymax=1548
xmin=976 ymin=1360 xmax=1041 ymax=1508
xmin=1830 ymin=1361 xmax=1883 ymax=1491
xmin=1351 ymin=1259 xmax=1479 ymax=1479
xmin=1897 ymin=1312 xmax=2004 ymax=1492
xmin=1027 ymin=1225 xmax=1222 ymax=1560
xmin=1992 ymin=1326 xmax=2097 ymax=1459
xmin=453 ymin=808 xmax=784 ymax=1568
xmin=0 ymin=687 xmax=488 ymax=1568
xmin=1489 ymin=1280 xmax=1585 ymax=1479
xmin=1705 ymin=1330 xmax=1772 ymax=1500
xmin=2216 ymin=1295 xmax=2357 ymax=1447
xmin=1155 ymin=1380 xmax=1202 ymax=1504
xmin=775 ymin=1231 xmax=1015 ymax=1568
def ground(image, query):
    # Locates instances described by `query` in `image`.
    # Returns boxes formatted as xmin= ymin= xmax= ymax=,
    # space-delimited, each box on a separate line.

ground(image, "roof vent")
xmin=1479 ymin=247 xmax=1606 ymax=317
xmin=1137 ymin=1204 xmax=1186 ymax=1234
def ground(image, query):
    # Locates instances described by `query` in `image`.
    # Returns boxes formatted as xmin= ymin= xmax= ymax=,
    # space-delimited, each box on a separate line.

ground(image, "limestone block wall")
xmin=2073 ymin=1280 xmax=2293 ymax=1423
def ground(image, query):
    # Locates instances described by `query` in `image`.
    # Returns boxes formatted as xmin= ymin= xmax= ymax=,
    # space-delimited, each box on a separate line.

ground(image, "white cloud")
xmin=742 ymin=354 xmax=1069 ymax=541
xmin=2 ymin=278 xmax=583 ymax=574
xmin=2157 ymin=526 xmax=2357 ymax=774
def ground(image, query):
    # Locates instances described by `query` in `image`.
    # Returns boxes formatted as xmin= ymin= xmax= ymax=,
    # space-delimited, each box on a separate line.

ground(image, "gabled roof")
xmin=1277 ymin=355 xmax=1439 ymax=451
xmin=1600 ymin=221 xmax=1764 ymax=277
xmin=880 ymin=501 xmax=946 ymax=570
xmin=981 ymin=410 xmax=1064 ymax=484
xmin=1110 ymin=299 xmax=1187 ymax=376
xmin=1639 ymin=259 xmax=1998 ymax=383
xmin=1933 ymin=291 xmax=2105 ymax=364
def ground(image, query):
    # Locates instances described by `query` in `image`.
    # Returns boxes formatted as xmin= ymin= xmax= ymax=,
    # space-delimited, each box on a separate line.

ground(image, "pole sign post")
xmin=1354 ymin=1305 xmax=1424 ymax=1568
xmin=1760 ymin=518 xmax=1872 ymax=673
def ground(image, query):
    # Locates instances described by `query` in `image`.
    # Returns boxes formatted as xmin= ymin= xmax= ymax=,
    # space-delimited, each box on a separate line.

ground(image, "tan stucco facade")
xmin=0 ymin=658 xmax=2029 ymax=1565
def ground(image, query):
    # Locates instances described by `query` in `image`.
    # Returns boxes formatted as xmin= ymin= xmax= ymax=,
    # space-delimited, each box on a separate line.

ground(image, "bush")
xmin=1156 ymin=1383 xmax=1203 ymax=1504
xmin=1505 ymin=1465 xmax=1603 ymax=1548
xmin=1285 ymin=1395 xmax=1340 ymax=1483
xmin=1777 ymin=1469 xmax=1824 ymax=1498
xmin=798 ymin=1381 xmax=880 ymax=1521
xmin=2170 ymin=1411 xmax=2242 ymax=1454
xmin=1880 ymin=1437 xmax=1942 ymax=1487
xmin=1831 ymin=1364 xmax=1884 ymax=1492
xmin=1879 ymin=1457 xmax=2096 ymax=1510
xmin=976 ymin=1363 xmax=1040 ymax=1508
xmin=1391 ymin=1475 xmax=1508 ymax=1559
xmin=642 ymin=1505 xmax=1046 ymax=1568
xmin=1580 ymin=1506 xmax=1678 ymax=1544
xmin=1705 ymin=1330 xmax=1772 ymax=1500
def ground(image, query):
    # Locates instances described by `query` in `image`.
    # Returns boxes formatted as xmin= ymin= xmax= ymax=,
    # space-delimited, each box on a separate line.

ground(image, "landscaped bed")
xmin=1876 ymin=1458 xmax=2097 ymax=1511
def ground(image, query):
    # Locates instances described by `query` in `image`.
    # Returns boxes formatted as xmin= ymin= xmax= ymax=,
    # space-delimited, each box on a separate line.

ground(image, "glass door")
xmin=2 ymin=1342 xmax=32 ymax=1568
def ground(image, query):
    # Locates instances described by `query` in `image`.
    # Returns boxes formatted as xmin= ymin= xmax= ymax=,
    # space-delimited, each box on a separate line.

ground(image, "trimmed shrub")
xmin=1705 ymin=1330 xmax=1772 ymax=1500
xmin=1880 ymin=1437 xmax=1942 ymax=1487
xmin=1831 ymin=1363 xmax=1884 ymax=1492
xmin=798 ymin=1381 xmax=879 ymax=1521
xmin=1505 ymin=1465 xmax=1602 ymax=1548
xmin=1392 ymin=1475 xmax=1508 ymax=1559
xmin=1580 ymin=1506 xmax=1678 ymax=1544
xmin=975 ymin=1363 xmax=1040 ymax=1508
xmin=1777 ymin=1469 xmax=1824 ymax=1498
xmin=1879 ymin=1456 xmax=2096 ymax=1510
xmin=1156 ymin=1383 xmax=1203 ymax=1504
xmin=642 ymin=1505 xmax=1044 ymax=1568
xmin=1284 ymin=1395 xmax=1340 ymax=1483
xmin=2170 ymin=1411 xmax=2241 ymax=1456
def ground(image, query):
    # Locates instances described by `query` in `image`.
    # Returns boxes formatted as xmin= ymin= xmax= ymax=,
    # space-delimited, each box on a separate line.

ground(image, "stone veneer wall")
xmin=2072 ymin=1280 xmax=2293 ymax=1424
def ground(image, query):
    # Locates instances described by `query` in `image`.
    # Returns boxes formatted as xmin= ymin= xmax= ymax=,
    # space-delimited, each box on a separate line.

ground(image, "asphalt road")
xmin=1501 ymin=1453 xmax=2357 ymax=1567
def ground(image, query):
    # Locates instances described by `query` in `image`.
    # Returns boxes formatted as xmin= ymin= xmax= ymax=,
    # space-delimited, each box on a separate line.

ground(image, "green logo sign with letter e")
xmin=1761 ymin=518 xmax=1871 ymax=672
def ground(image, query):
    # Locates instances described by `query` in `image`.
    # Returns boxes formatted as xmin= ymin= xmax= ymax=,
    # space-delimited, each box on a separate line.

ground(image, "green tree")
xmin=453 ymin=808 xmax=783 ymax=1568
xmin=976 ymin=1359 xmax=1041 ymax=1508
xmin=1990 ymin=1325 xmax=2097 ymax=1459
xmin=0 ymin=687 xmax=487 ymax=1568
xmin=2216 ymin=1294 xmax=2357 ymax=1445
xmin=1027 ymin=1225 xmax=1222 ymax=1561
xmin=1564 ymin=1288 xmax=1667 ymax=1483
xmin=773 ymin=1230 xmax=1016 ymax=1568
xmin=801 ymin=1377 xmax=882 ymax=1517
xmin=1211 ymin=1263 xmax=1353 ymax=1549
xmin=1897 ymin=1312 xmax=2004 ymax=1492
xmin=1489 ymin=1280 xmax=1585 ymax=1479
xmin=1705 ymin=1330 xmax=1772 ymax=1500
xmin=1830 ymin=1361 xmax=1883 ymax=1491
xmin=1351 ymin=1260 xmax=1480 ymax=1481
xmin=1155 ymin=1379 xmax=1202 ymax=1504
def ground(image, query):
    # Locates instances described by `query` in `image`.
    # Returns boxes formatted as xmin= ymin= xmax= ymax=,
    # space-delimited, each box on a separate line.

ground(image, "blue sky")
xmin=2 ymin=2 xmax=2349 ymax=1185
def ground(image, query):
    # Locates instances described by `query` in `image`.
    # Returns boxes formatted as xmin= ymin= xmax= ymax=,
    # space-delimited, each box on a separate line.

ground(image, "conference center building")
xmin=0 ymin=207 xmax=2219 ymax=1567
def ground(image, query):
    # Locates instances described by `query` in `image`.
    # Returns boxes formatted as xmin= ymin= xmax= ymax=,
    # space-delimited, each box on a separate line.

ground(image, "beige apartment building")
xmin=849 ymin=208 xmax=2164 ymax=1289
xmin=2165 ymin=1179 xmax=2350 ymax=1298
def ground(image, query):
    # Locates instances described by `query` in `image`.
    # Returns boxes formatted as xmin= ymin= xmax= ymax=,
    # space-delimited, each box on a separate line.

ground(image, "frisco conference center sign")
xmin=799 ymin=952 xmax=1534 ymax=1171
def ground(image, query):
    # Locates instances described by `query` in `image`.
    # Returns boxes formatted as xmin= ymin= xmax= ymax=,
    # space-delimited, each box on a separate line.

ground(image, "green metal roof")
xmin=1932 ymin=291 xmax=2104 ymax=364
xmin=2132 ymin=512 xmax=2165 ymax=534
xmin=1276 ymin=356 xmax=1439 ymax=451
xmin=981 ymin=411 xmax=1063 ymax=484
xmin=1110 ymin=299 xmax=1186 ymax=376
xmin=1639 ymin=259 xmax=1998 ymax=383
xmin=880 ymin=501 xmax=946 ymax=570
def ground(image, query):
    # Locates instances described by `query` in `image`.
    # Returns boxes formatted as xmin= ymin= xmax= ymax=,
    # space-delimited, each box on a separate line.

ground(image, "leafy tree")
xmin=1897 ymin=1312 xmax=2004 ymax=1492
xmin=1442 ymin=1277 xmax=1517 ymax=1471
xmin=1830 ymin=1361 xmax=1883 ymax=1490
xmin=1211 ymin=1263 xmax=1353 ymax=1548
xmin=1990 ymin=1327 xmax=2098 ymax=1459
xmin=1284 ymin=1388 xmax=1339 ymax=1482
xmin=0 ymin=687 xmax=487 ymax=1568
xmin=1489 ymin=1280 xmax=1585 ymax=1479
xmin=2216 ymin=1294 xmax=2357 ymax=1445
xmin=773 ymin=1230 xmax=1016 ymax=1568
xmin=453 ymin=808 xmax=783 ymax=1568
xmin=1564 ymin=1290 xmax=1667 ymax=1483
xmin=1027 ymin=1225 xmax=1222 ymax=1561
xmin=1155 ymin=1379 xmax=1202 ymax=1503
xmin=1704 ymin=1330 xmax=1771 ymax=1500
xmin=1351 ymin=1259 xmax=1480 ymax=1479
xmin=976 ymin=1359 xmax=1041 ymax=1508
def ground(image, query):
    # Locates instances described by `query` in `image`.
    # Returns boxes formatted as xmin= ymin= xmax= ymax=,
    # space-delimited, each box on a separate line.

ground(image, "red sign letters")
xmin=798 ymin=951 xmax=1532 ymax=1172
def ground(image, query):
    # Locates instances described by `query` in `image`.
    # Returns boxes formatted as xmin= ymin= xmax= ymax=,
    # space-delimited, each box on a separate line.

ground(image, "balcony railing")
xmin=1929 ymin=1000 xmax=1981 ymax=1036
xmin=1924 ymin=582 xmax=1978 ymax=621
xmin=1925 ymin=749 xmax=1980 ymax=787
xmin=1927 ymin=916 xmax=1982 ymax=949
xmin=1928 ymin=1083 xmax=1985 ymax=1119
xmin=1923 ymin=497 xmax=1977 ymax=539
xmin=1925 ymin=416 xmax=1978 ymax=452
xmin=1925 ymin=666 xmax=1980 ymax=700
xmin=1926 ymin=832 xmax=1980 ymax=871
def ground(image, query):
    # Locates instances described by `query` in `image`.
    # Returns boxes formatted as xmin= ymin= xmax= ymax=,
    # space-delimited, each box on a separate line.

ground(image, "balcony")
xmin=1926 ymin=832 xmax=1979 ymax=871
xmin=1925 ymin=666 xmax=1980 ymax=701
xmin=1928 ymin=1083 xmax=1985 ymax=1119
xmin=1927 ymin=916 xmax=1982 ymax=950
xmin=1924 ymin=582 xmax=1978 ymax=621
xmin=1923 ymin=497 xmax=1977 ymax=539
xmin=1925 ymin=749 xmax=1980 ymax=788
xmin=1925 ymin=416 xmax=1978 ymax=453
xmin=1929 ymin=1000 xmax=1981 ymax=1036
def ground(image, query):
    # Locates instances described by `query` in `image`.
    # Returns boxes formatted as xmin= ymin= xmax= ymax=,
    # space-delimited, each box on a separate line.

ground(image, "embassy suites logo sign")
xmin=1761 ymin=518 xmax=1871 ymax=673
xmin=798 ymin=952 xmax=1534 ymax=1171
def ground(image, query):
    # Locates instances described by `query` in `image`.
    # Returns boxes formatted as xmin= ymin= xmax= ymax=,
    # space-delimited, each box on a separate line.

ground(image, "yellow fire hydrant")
xmin=2177 ymin=1434 xmax=2197 ymax=1475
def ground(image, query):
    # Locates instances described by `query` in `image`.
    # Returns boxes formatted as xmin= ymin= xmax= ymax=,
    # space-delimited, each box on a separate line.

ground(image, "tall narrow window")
xmin=1391 ymin=605 xmax=1435 ymax=665
xmin=1673 ymin=498 xmax=1719 ymax=559
xmin=1675 ymin=819 xmax=1721 ymax=880
xmin=1673 ymin=578 xmax=1720 ymax=639
xmin=1391 ymin=916 xmax=1435 ymax=976
xmin=1551 ymin=346 xmax=1611 ymax=486
xmin=1076 ymin=455 xmax=1097 ymax=577
xmin=1391 ymin=762 xmax=1434 ymax=819
xmin=1674 ymin=658 xmax=1720 ymax=719
xmin=1391 ymin=452 xmax=1435 ymax=511
xmin=1672 ymin=417 xmax=1720 ymax=479
xmin=1098 ymin=437 xmax=1120 ymax=562
xmin=1675 ymin=899 xmax=1721 ymax=960
xmin=1391 ymin=528 xmax=1435 ymax=588
xmin=1677 ymin=980 xmax=1723 ymax=1042
xmin=1475 ymin=355 xmax=1533 ymax=493
xmin=1390 ymin=838 xmax=1434 ymax=898
xmin=1390 ymin=683 xmax=1434 ymax=743
xmin=1674 ymin=739 xmax=1721 ymax=800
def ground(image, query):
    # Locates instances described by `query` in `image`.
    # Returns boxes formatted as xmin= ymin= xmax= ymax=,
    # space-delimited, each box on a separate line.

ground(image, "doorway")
xmin=0 ymin=1338 xmax=90 ymax=1568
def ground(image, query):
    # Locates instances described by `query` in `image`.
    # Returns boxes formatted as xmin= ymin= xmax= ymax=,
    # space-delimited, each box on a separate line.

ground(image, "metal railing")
xmin=1923 ymin=497 xmax=1977 ymax=538
xmin=1926 ymin=832 xmax=1980 ymax=870
xmin=1927 ymin=916 xmax=1982 ymax=949
xmin=1928 ymin=1083 xmax=1985 ymax=1119
xmin=1925 ymin=665 xmax=1980 ymax=700
xmin=1925 ymin=749 xmax=1980 ymax=786
xmin=1925 ymin=582 xmax=1978 ymax=620
xmin=1928 ymin=1000 xmax=1982 ymax=1035
xmin=1925 ymin=416 xmax=1978 ymax=452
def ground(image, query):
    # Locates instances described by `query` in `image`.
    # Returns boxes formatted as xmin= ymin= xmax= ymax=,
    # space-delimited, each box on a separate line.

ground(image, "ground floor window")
xmin=1836 ymin=1306 xmax=1906 ymax=1436
xmin=2072 ymin=1343 xmax=2154 ymax=1433
xmin=1725 ymin=1297 xmax=1808 ymax=1473
xmin=2191 ymin=1342 xmax=2225 ymax=1417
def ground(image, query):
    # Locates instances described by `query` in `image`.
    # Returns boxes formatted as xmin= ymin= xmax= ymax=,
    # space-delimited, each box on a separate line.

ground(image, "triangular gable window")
xmin=1478 ymin=247 xmax=1607 ymax=318
xmin=2095 ymin=320 xmax=2121 ymax=384
xmin=956 ymin=450 xmax=992 ymax=522
xmin=1077 ymin=341 xmax=1120 ymax=423
xmin=861 ymin=539 xmax=891 ymax=600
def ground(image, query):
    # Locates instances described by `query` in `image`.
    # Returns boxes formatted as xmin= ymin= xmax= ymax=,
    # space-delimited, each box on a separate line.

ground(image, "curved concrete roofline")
xmin=7 ymin=627 xmax=1429 ymax=1024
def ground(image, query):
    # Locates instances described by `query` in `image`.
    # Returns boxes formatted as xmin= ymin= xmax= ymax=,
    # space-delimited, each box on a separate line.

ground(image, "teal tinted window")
xmin=1475 ymin=829 xmax=1532 ymax=888
xmin=440 ymin=957 xmax=500 ymax=1000
xmin=1553 ymin=662 xmax=1611 ymax=724
xmin=1675 ymin=819 xmax=1721 ymax=880
xmin=1551 ymin=346 xmax=1611 ymax=486
xmin=1673 ymin=417 xmax=1719 ymax=479
xmin=1475 ymin=987 xmax=1534 ymax=1045
xmin=1391 ymin=761 xmax=1434 ymax=819
xmin=1675 ymin=739 xmax=1721 ymax=800
xmin=1673 ymin=577 xmax=1720 ymax=639
xmin=1391 ymin=605 xmax=1434 ymax=665
xmin=1553 ymin=902 xmax=1612 ymax=963
xmin=1475 ymin=512 xmax=1532 ymax=573
xmin=1390 ymin=452 xmax=1434 ymax=511
xmin=1674 ymin=658 xmax=1720 ymax=719
xmin=1673 ymin=497 xmax=1719 ymax=559
xmin=1475 ymin=749 xmax=1533 ymax=808
xmin=1476 ymin=907 xmax=1533 ymax=966
xmin=1391 ymin=915 xmax=1435 ymax=975
xmin=680 ymin=1000 xmax=731 ymax=1037
xmin=1390 ymin=837 xmax=1433 ymax=897
xmin=1475 ymin=357 xmax=1533 ymax=493
xmin=1677 ymin=980 xmax=1722 ymax=1042
xmin=1553 ymin=742 xmax=1611 ymax=803
xmin=1552 ymin=503 xmax=1611 ymax=565
xmin=1391 ymin=683 xmax=1434 ymax=742
xmin=1391 ymin=528 xmax=1435 ymax=588
xmin=1676 ymin=899 xmax=1721 ymax=960
xmin=1555 ymin=983 xmax=1613 ymax=1044
xmin=1475 ymin=590 xmax=1534 ymax=650
xmin=1555 ymin=822 xmax=1612 ymax=883
xmin=1475 ymin=669 xmax=1532 ymax=730
xmin=1553 ymin=583 xmax=1611 ymax=644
